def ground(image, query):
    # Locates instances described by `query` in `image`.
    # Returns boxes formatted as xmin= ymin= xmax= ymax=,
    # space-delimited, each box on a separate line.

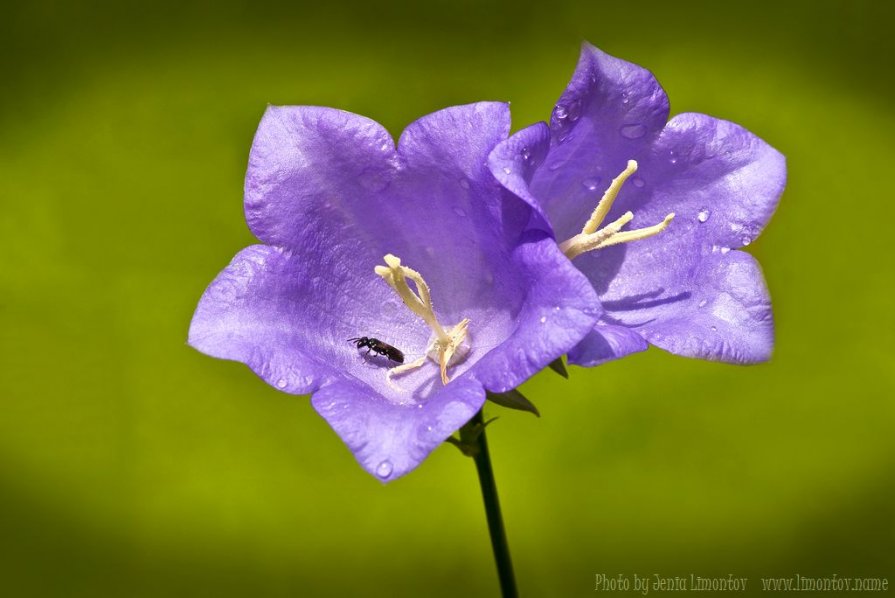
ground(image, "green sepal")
xmin=446 ymin=413 xmax=498 ymax=457
xmin=548 ymin=357 xmax=569 ymax=379
xmin=485 ymin=389 xmax=540 ymax=417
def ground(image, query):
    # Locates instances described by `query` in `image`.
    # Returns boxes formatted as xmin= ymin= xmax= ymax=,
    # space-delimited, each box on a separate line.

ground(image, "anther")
xmin=376 ymin=254 xmax=470 ymax=385
xmin=560 ymin=160 xmax=674 ymax=260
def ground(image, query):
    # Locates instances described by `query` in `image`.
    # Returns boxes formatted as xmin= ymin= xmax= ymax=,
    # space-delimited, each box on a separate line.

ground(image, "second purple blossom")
xmin=490 ymin=43 xmax=786 ymax=367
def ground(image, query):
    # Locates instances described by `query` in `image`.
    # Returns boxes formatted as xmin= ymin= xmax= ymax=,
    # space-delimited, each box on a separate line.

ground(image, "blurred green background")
xmin=2 ymin=0 xmax=893 ymax=595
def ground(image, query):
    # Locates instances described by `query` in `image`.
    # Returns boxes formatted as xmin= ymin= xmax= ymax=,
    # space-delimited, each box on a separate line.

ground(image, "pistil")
xmin=559 ymin=160 xmax=675 ymax=260
xmin=375 ymin=254 xmax=470 ymax=385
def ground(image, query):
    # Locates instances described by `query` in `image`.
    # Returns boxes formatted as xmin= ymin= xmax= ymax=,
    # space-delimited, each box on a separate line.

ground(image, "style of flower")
xmin=489 ymin=43 xmax=786 ymax=366
xmin=188 ymin=103 xmax=599 ymax=481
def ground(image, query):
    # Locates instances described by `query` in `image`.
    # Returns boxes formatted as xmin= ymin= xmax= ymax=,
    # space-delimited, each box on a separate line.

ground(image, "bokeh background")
xmin=2 ymin=0 xmax=893 ymax=596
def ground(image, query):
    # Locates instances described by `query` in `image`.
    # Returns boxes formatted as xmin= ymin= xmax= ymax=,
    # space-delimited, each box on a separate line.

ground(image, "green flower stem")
xmin=471 ymin=409 xmax=518 ymax=598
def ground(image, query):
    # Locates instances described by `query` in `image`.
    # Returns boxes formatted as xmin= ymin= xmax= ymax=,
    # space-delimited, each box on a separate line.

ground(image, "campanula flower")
xmin=189 ymin=103 xmax=598 ymax=481
xmin=489 ymin=44 xmax=786 ymax=366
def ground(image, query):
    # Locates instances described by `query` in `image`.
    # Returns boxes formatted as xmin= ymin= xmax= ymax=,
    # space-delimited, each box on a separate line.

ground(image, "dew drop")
xmin=619 ymin=123 xmax=647 ymax=139
xmin=697 ymin=209 xmax=710 ymax=223
xmin=554 ymin=105 xmax=568 ymax=120
xmin=458 ymin=178 xmax=470 ymax=190
xmin=720 ymin=246 xmax=731 ymax=254
xmin=520 ymin=147 xmax=531 ymax=160
xmin=741 ymin=236 xmax=752 ymax=246
xmin=631 ymin=176 xmax=645 ymax=188
xmin=453 ymin=206 xmax=467 ymax=217
xmin=582 ymin=177 xmax=602 ymax=191
xmin=376 ymin=460 xmax=393 ymax=478
xmin=503 ymin=167 xmax=512 ymax=175
xmin=548 ymin=160 xmax=564 ymax=171
xmin=276 ymin=378 xmax=287 ymax=389
xmin=710 ymin=326 xmax=718 ymax=332
xmin=539 ymin=316 xmax=547 ymax=324
xmin=698 ymin=299 xmax=708 ymax=308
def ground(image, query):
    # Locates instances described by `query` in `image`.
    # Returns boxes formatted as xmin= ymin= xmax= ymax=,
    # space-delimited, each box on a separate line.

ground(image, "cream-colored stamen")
xmin=375 ymin=254 xmax=470 ymax=385
xmin=560 ymin=159 xmax=675 ymax=260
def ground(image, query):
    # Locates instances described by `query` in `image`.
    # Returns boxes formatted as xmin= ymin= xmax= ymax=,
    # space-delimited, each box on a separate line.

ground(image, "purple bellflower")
xmin=189 ymin=102 xmax=598 ymax=481
xmin=489 ymin=44 xmax=786 ymax=366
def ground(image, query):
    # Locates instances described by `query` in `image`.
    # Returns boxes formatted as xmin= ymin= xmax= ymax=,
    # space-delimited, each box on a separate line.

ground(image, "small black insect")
xmin=348 ymin=336 xmax=405 ymax=364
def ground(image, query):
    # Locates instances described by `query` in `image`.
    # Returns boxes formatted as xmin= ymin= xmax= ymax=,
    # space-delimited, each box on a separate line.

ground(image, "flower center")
xmin=375 ymin=254 xmax=470 ymax=385
xmin=559 ymin=160 xmax=675 ymax=260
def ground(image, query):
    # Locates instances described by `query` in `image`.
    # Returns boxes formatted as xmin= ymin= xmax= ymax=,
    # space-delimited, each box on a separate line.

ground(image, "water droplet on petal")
xmin=276 ymin=378 xmax=287 ymax=389
xmin=582 ymin=177 xmax=602 ymax=191
xmin=548 ymin=160 xmax=564 ymax=171
xmin=539 ymin=316 xmax=547 ymax=324
xmin=376 ymin=460 xmax=393 ymax=478
xmin=458 ymin=178 xmax=470 ymax=190
xmin=698 ymin=299 xmax=708 ymax=308
xmin=554 ymin=105 xmax=568 ymax=120
xmin=520 ymin=147 xmax=531 ymax=160
xmin=619 ymin=123 xmax=647 ymax=139
xmin=720 ymin=246 xmax=731 ymax=254
xmin=697 ymin=209 xmax=710 ymax=223
xmin=503 ymin=167 xmax=512 ymax=175
xmin=741 ymin=236 xmax=752 ymax=246
xmin=710 ymin=326 xmax=718 ymax=332
xmin=453 ymin=206 xmax=467 ymax=217
xmin=631 ymin=176 xmax=645 ymax=188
